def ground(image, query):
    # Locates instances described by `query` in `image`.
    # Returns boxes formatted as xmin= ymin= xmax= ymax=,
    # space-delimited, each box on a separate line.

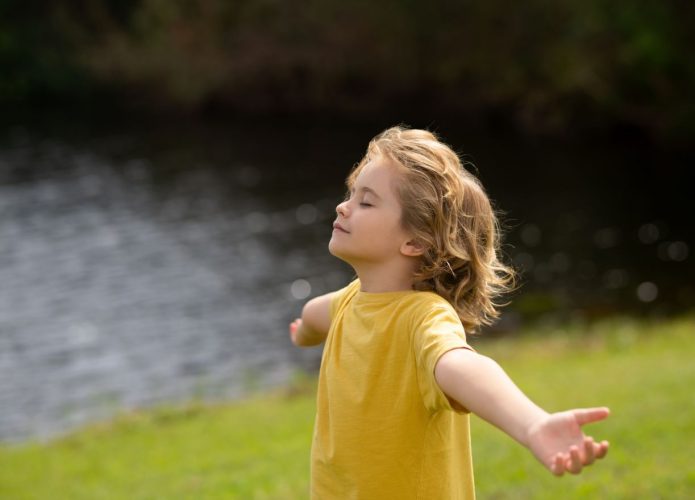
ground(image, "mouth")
xmin=332 ymin=222 xmax=349 ymax=234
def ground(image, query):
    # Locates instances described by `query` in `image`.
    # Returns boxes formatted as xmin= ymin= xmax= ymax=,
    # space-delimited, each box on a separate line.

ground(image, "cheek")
xmin=365 ymin=215 xmax=398 ymax=235
xmin=373 ymin=218 xmax=408 ymax=246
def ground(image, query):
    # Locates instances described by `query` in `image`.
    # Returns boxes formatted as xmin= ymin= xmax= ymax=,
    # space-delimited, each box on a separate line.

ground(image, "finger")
xmin=582 ymin=437 xmax=596 ymax=465
xmin=567 ymin=445 xmax=583 ymax=474
xmin=289 ymin=321 xmax=299 ymax=343
xmin=550 ymin=454 xmax=565 ymax=477
xmin=573 ymin=407 xmax=610 ymax=426
xmin=595 ymin=440 xmax=610 ymax=459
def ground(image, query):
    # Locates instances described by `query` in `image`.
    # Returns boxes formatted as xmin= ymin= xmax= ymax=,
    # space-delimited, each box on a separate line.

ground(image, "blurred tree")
xmin=2 ymin=0 xmax=693 ymax=141
xmin=0 ymin=0 xmax=87 ymax=105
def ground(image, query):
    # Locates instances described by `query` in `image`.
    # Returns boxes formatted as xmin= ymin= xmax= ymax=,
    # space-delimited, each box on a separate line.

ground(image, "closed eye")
xmin=359 ymin=202 xmax=373 ymax=207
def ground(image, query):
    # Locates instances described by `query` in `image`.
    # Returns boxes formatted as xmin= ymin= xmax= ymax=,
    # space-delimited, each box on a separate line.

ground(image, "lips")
xmin=333 ymin=221 xmax=349 ymax=233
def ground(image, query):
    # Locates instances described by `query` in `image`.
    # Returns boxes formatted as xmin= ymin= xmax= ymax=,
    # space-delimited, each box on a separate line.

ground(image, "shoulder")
xmin=402 ymin=291 xmax=466 ymax=342
xmin=329 ymin=279 xmax=361 ymax=319
xmin=402 ymin=290 xmax=459 ymax=321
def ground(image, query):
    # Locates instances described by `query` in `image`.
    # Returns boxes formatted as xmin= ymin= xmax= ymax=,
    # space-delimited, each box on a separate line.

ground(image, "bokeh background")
xmin=1 ymin=0 xmax=693 ymax=451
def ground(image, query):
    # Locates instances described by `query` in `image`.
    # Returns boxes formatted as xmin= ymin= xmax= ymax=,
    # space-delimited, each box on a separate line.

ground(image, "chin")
xmin=328 ymin=241 xmax=354 ymax=265
xmin=328 ymin=239 xmax=343 ymax=258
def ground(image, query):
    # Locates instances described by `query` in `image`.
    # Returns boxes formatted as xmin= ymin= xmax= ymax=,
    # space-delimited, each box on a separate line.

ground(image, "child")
xmin=289 ymin=126 xmax=609 ymax=499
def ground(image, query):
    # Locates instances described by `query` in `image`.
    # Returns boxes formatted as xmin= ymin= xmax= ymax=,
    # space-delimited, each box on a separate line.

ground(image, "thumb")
xmin=573 ymin=407 xmax=610 ymax=426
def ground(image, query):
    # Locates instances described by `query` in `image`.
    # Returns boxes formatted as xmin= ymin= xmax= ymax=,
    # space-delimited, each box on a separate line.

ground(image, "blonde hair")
xmin=348 ymin=126 xmax=516 ymax=333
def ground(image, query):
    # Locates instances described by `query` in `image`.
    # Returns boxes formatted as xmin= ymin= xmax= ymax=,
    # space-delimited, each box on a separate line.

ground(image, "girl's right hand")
xmin=527 ymin=407 xmax=610 ymax=476
xmin=289 ymin=318 xmax=303 ymax=346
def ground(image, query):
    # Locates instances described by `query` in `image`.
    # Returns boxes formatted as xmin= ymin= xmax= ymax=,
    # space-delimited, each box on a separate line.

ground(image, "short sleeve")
xmin=329 ymin=279 xmax=361 ymax=322
xmin=411 ymin=300 xmax=473 ymax=413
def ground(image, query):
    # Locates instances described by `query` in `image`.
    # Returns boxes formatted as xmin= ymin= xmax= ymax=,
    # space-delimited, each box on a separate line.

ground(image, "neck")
xmin=351 ymin=258 xmax=417 ymax=293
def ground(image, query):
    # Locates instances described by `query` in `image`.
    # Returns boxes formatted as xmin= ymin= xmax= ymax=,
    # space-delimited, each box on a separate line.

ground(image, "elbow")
xmin=301 ymin=296 xmax=331 ymax=336
xmin=300 ymin=299 xmax=315 ymax=323
xmin=295 ymin=331 xmax=322 ymax=347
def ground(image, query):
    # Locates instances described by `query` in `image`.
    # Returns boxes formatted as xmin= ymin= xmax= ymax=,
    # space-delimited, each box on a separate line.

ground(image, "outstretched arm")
xmin=289 ymin=292 xmax=335 ymax=347
xmin=435 ymin=348 xmax=610 ymax=476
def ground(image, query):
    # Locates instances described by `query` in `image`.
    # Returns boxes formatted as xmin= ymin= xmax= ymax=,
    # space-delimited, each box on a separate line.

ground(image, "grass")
xmin=0 ymin=389 xmax=316 ymax=499
xmin=470 ymin=315 xmax=695 ymax=499
xmin=1 ymin=315 xmax=694 ymax=499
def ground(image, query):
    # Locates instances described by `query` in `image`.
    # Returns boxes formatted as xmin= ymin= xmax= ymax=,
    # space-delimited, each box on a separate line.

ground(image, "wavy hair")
xmin=348 ymin=126 xmax=516 ymax=333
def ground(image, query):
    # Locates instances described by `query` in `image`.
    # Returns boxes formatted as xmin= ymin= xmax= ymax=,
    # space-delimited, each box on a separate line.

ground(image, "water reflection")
xmin=637 ymin=282 xmax=659 ymax=303
xmin=0 ymin=121 xmax=692 ymax=442
xmin=593 ymin=227 xmax=620 ymax=249
xmin=638 ymin=223 xmax=660 ymax=244
xmin=0 ymin=132 xmax=350 ymax=442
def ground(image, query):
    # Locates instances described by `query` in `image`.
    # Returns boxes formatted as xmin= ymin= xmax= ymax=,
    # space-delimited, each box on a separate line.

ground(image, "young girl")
xmin=289 ymin=126 xmax=609 ymax=499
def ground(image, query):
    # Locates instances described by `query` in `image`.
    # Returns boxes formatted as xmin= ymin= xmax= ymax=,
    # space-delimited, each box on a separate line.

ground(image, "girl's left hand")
xmin=289 ymin=318 xmax=303 ymax=345
xmin=527 ymin=407 xmax=610 ymax=476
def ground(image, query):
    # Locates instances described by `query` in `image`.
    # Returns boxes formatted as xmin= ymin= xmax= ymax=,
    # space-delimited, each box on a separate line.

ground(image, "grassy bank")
xmin=2 ymin=316 xmax=694 ymax=499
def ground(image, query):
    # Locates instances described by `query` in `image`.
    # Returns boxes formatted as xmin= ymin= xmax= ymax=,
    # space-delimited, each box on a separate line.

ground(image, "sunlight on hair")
xmin=346 ymin=126 xmax=517 ymax=332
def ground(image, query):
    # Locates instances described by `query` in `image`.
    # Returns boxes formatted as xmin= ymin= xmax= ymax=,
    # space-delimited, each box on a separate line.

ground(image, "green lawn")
xmin=2 ymin=316 xmax=694 ymax=499
xmin=470 ymin=316 xmax=695 ymax=499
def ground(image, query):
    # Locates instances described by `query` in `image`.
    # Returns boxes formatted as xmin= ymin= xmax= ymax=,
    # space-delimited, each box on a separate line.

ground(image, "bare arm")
xmin=435 ymin=348 xmax=610 ymax=476
xmin=289 ymin=292 xmax=335 ymax=347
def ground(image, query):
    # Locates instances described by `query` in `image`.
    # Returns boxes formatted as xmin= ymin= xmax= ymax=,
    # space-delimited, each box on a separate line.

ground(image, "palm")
xmin=527 ymin=408 xmax=610 ymax=476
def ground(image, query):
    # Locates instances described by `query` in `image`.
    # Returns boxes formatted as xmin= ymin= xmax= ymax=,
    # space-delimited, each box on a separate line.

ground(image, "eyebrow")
xmin=352 ymin=186 xmax=382 ymax=199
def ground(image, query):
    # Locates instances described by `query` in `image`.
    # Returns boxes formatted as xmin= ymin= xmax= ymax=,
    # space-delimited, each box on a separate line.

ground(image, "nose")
xmin=336 ymin=199 xmax=350 ymax=217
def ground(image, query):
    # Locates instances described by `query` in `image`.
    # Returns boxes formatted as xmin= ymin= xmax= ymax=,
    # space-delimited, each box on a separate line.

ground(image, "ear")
xmin=401 ymin=239 xmax=425 ymax=257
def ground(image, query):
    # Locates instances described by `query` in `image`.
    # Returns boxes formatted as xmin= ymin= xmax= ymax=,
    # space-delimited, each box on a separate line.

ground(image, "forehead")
xmin=348 ymin=155 xmax=401 ymax=190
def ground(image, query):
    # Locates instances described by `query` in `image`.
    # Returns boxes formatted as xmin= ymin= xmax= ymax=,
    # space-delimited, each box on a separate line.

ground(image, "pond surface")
xmin=1 ymin=117 xmax=692 ymax=442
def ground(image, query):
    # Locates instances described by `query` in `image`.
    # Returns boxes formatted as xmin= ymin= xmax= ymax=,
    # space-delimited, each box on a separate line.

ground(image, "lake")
xmin=1 ymin=116 xmax=692 ymax=442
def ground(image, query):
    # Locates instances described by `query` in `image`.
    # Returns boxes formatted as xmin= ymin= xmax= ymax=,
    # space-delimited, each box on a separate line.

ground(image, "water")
xmin=0 ymin=121 xmax=354 ymax=442
xmin=1 ymin=118 xmax=692 ymax=442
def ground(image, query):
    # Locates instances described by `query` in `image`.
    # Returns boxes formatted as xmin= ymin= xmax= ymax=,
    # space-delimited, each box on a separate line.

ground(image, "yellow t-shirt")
xmin=311 ymin=279 xmax=475 ymax=499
